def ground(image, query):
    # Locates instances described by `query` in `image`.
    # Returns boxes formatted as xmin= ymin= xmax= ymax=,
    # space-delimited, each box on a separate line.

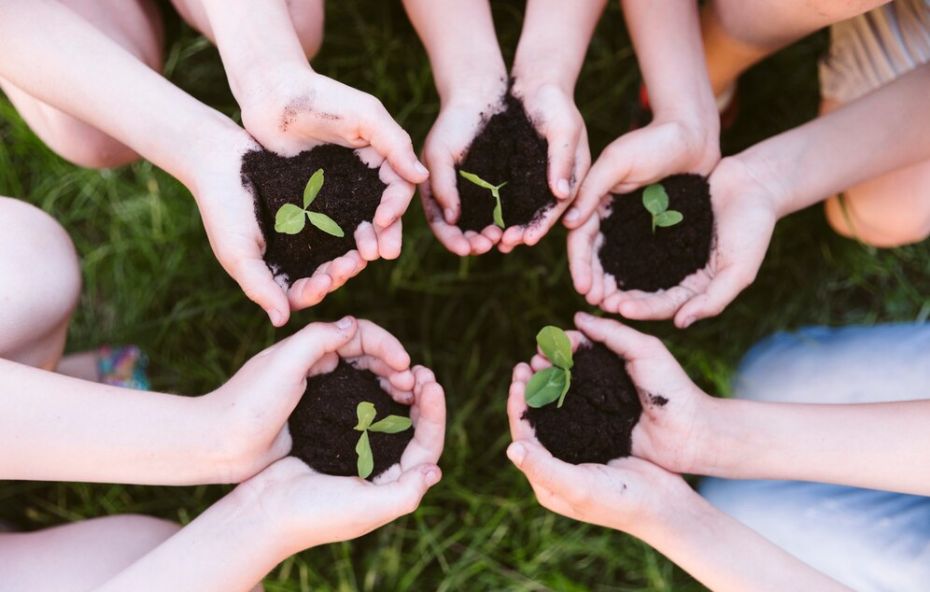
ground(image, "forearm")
xmin=621 ymin=0 xmax=717 ymax=123
xmin=0 ymin=359 xmax=229 ymax=485
xmin=512 ymin=0 xmax=607 ymax=91
xmin=735 ymin=62 xmax=930 ymax=218
xmin=0 ymin=0 xmax=242 ymax=187
xmin=402 ymin=0 xmax=506 ymax=104
xmin=198 ymin=0 xmax=310 ymax=103
xmin=94 ymin=486 xmax=282 ymax=592
xmin=698 ymin=398 xmax=930 ymax=495
xmin=642 ymin=490 xmax=849 ymax=592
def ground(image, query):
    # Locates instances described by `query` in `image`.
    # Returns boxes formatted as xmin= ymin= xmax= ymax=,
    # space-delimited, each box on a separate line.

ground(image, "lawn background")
xmin=1 ymin=1 xmax=929 ymax=590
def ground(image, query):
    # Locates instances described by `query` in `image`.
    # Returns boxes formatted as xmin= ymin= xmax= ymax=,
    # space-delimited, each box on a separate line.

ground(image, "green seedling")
xmin=353 ymin=401 xmax=413 ymax=479
xmin=274 ymin=168 xmax=345 ymax=237
xmin=642 ymin=183 xmax=683 ymax=234
xmin=459 ymin=170 xmax=507 ymax=229
xmin=524 ymin=326 xmax=574 ymax=409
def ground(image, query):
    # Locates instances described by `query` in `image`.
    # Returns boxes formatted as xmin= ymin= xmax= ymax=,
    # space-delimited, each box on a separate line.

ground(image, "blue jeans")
xmin=700 ymin=324 xmax=930 ymax=592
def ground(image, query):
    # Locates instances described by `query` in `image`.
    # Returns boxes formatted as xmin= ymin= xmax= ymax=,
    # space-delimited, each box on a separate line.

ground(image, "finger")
xmin=365 ymin=464 xmax=442 ymax=522
xmin=465 ymin=230 xmax=496 ymax=255
xmin=308 ymin=351 xmax=340 ymax=377
xmin=506 ymin=440 xmax=588 ymax=507
xmin=376 ymin=219 xmax=403 ymax=260
xmin=271 ymin=317 xmax=358 ymax=379
xmin=574 ymin=312 xmax=665 ymax=359
xmin=674 ymin=266 xmax=751 ymax=329
xmin=421 ymin=186 xmax=471 ymax=256
xmin=403 ymin=374 xmax=446 ymax=466
xmin=507 ymin=365 xmax=535 ymax=441
xmin=354 ymin=222 xmax=380 ymax=261
xmin=567 ymin=215 xmax=599 ymax=295
xmin=499 ymin=225 xmax=526 ymax=251
xmin=362 ymin=103 xmax=429 ymax=185
xmin=288 ymin=273 xmax=333 ymax=309
xmin=571 ymin=129 xmax=592 ymax=200
xmin=233 ymin=257 xmax=291 ymax=327
xmin=424 ymin=147 xmax=461 ymax=223
xmin=374 ymin=179 xmax=415 ymax=228
xmin=327 ymin=251 xmax=365 ymax=290
xmin=339 ymin=319 xmax=411 ymax=371
xmin=547 ymin=124 xmax=580 ymax=200
xmin=566 ymin=143 xmax=630 ymax=229
xmin=616 ymin=289 xmax=691 ymax=321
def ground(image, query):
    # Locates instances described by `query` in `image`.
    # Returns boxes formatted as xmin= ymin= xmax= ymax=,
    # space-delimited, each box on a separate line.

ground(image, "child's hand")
xmin=565 ymin=117 xmax=719 ymax=229
xmin=238 ymin=64 xmax=428 ymax=186
xmin=497 ymin=80 xmax=591 ymax=254
xmin=234 ymin=455 xmax=442 ymax=553
xmin=228 ymin=346 xmax=445 ymax=552
xmin=566 ymin=156 xmax=775 ymax=325
xmin=420 ymin=87 xmax=508 ymax=256
xmin=203 ymin=317 xmax=445 ymax=484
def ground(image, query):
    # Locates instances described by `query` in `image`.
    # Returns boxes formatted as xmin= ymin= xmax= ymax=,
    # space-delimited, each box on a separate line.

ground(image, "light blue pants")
xmin=700 ymin=324 xmax=930 ymax=592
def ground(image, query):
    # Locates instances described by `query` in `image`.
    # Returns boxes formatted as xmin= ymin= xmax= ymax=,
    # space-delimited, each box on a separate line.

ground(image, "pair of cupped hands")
xmin=191 ymin=66 xmax=778 ymax=330
xmin=205 ymin=310 xmax=717 ymax=552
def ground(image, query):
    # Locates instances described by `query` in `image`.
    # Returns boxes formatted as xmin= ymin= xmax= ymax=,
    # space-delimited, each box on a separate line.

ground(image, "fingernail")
xmin=565 ymin=208 xmax=580 ymax=223
xmin=576 ymin=312 xmax=591 ymax=324
xmin=444 ymin=208 xmax=455 ymax=224
xmin=557 ymin=178 xmax=570 ymax=197
xmin=269 ymin=309 xmax=285 ymax=326
xmin=506 ymin=442 xmax=526 ymax=466
xmin=415 ymin=161 xmax=429 ymax=177
xmin=336 ymin=316 xmax=354 ymax=330
xmin=423 ymin=466 xmax=441 ymax=486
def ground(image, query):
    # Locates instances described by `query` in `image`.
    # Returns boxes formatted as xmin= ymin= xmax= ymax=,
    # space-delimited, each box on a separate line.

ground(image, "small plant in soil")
xmin=523 ymin=337 xmax=643 ymax=465
xmin=525 ymin=326 xmax=574 ymax=408
xmin=596 ymin=173 xmax=714 ymax=293
xmin=287 ymin=360 xmax=413 ymax=480
xmin=642 ymin=182 xmax=683 ymax=234
xmin=459 ymin=170 xmax=507 ymax=229
xmin=353 ymin=401 xmax=412 ymax=479
xmin=454 ymin=89 xmax=557 ymax=233
xmin=242 ymin=145 xmax=386 ymax=284
xmin=274 ymin=168 xmax=345 ymax=237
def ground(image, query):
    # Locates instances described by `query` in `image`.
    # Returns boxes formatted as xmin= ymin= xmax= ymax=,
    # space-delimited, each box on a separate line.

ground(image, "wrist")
xmin=435 ymin=59 xmax=508 ymax=108
xmin=625 ymin=473 xmax=705 ymax=544
xmin=186 ymin=118 xmax=259 ymax=202
xmin=689 ymin=397 xmax=756 ymax=479
xmin=724 ymin=147 xmax=797 ymax=218
xmin=511 ymin=53 xmax=576 ymax=95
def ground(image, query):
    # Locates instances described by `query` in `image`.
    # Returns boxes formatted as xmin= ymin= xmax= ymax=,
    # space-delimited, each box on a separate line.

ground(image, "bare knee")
xmin=0 ymin=198 xmax=81 ymax=360
xmin=287 ymin=0 xmax=325 ymax=59
xmin=826 ymin=193 xmax=930 ymax=248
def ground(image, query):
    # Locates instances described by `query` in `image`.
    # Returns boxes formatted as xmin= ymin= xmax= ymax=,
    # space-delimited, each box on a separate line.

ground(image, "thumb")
xmin=361 ymin=105 xmax=428 ymax=185
xmin=231 ymin=256 xmax=291 ymax=327
xmin=565 ymin=141 xmax=631 ymax=229
xmin=424 ymin=147 xmax=461 ymax=223
xmin=271 ymin=317 xmax=359 ymax=378
xmin=675 ymin=266 xmax=751 ymax=329
xmin=546 ymin=124 xmax=579 ymax=200
xmin=365 ymin=464 xmax=441 ymax=524
xmin=507 ymin=440 xmax=586 ymax=504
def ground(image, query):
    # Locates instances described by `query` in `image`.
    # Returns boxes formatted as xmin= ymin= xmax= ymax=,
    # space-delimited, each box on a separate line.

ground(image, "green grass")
xmin=1 ymin=1 xmax=929 ymax=590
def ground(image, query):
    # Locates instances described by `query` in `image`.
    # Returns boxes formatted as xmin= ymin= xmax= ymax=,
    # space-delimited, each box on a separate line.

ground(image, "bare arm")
xmin=693 ymin=398 xmax=930 ymax=496
xmin=733 ymin=61 xmax=930 ymax=218
xmin=401 ymin=0 xmax=506 ymax=105
xmin=0 ymin=359 xmax=226 ymax=485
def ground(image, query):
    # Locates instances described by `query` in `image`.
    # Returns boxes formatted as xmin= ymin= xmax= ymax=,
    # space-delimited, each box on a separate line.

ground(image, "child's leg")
xmin=0 ymin=0 xmax=163 ymax=169
xmin=0 ymin=198 xmax=81 ymax=371
xmin=0 ymin=515 xmax=179 ymax=592
xmin=700 ymin=324 xmax=930 ymax=592
xmin=170 ymin=0 xmax=324 ymax=59
xmin=701 ymin=0 xmax=887 ymax=95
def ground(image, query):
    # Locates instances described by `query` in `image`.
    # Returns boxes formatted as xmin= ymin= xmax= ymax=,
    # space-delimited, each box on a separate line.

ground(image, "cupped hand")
xmin=205 ymin=317 xmax=445 ymax=485
xmin=568 ymin=157 xmax=778 ymax=325
xmin=497 ymin=81 xmax=591 ymax=254
xmin=420 ymin=88 xmax=507 ymax=256
xmin=507 ymin=346 xmax=694 ymax=537
xmin=238 ymin=64 xmax=428 ymax=186
xmin=565 ymin=117 xmax=719 ymax=229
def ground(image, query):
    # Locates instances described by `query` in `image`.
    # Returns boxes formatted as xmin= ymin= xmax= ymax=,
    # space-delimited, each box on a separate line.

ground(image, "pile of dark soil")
xmin=455 ymin=92 xmax=556 ymax=231
xmin=242 ymin=145 xmax=385 ymax=283
xmin=288 ymin=360 xmax=412 ymax=480
xmin=597 ymin=174 xmax=713 ymax=292
xmin=524 ymin=343 xmax=642 ymax=464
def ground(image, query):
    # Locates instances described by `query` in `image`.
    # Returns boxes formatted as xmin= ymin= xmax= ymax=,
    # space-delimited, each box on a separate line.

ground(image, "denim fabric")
xmin=700 ymin=324 xmax=930 ymax=592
